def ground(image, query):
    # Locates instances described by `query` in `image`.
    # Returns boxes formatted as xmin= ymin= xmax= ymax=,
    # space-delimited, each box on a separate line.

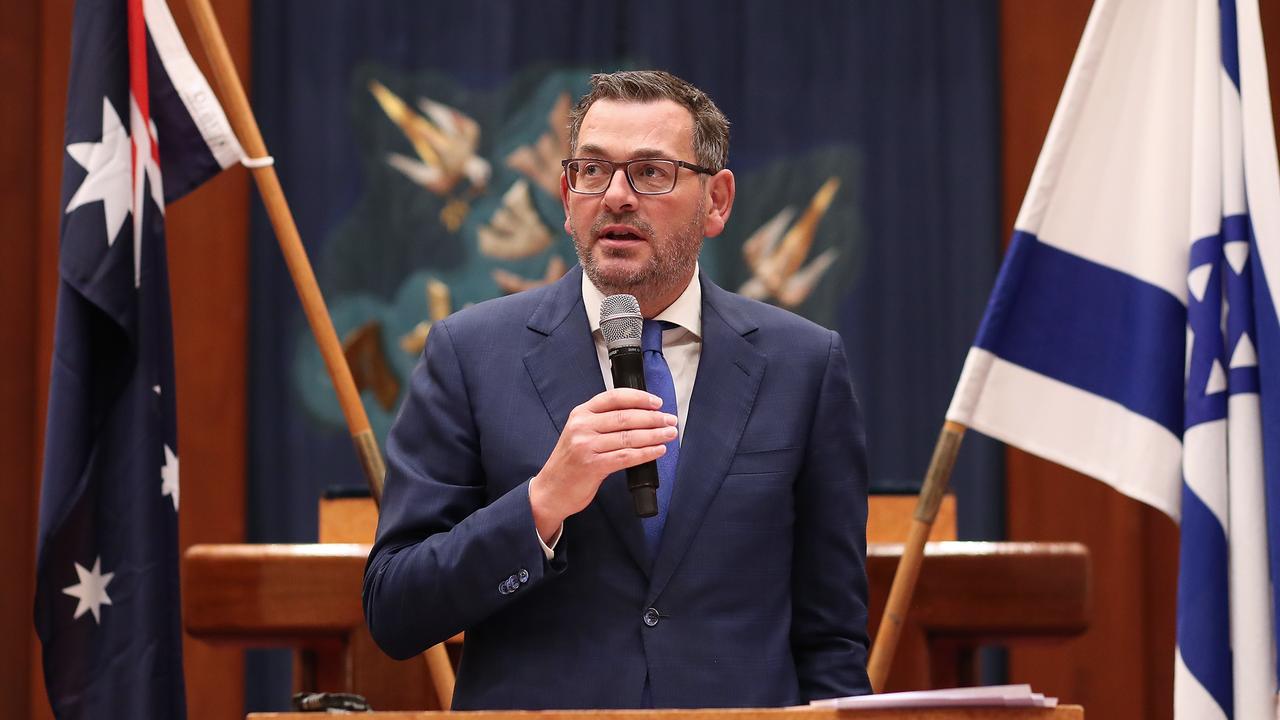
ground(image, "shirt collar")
xmin=582 ymin=263 xmax=703 ymax=339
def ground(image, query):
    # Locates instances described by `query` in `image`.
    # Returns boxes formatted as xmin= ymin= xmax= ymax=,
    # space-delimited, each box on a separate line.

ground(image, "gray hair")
xmin=567 ymin=70 xmax=730 ymax=172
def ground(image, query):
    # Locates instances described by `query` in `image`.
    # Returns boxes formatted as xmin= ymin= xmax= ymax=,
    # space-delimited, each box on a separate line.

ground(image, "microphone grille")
xmin=599 ymin=294 xmax=643 ymax=350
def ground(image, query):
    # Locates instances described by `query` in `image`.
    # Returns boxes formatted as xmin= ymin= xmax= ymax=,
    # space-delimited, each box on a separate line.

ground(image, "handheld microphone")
xmin=599 ymin=294 xmax=660 ymax=518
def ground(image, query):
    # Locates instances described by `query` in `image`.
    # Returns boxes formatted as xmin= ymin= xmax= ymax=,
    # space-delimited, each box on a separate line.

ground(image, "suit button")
xmin=518 ymin=568 xmax=529 ymax=583
xmin=643 ymin=608 xmax=660 ymax=627
xmin=498 ymin=582 xmax=511 ymax=595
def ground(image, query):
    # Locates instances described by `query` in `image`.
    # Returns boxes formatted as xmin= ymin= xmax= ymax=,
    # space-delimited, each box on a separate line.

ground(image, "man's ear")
xmin=701 ymin=169 xmax=736 ymax=238
xmin=561 ymin=172 xmax=573 ymax=236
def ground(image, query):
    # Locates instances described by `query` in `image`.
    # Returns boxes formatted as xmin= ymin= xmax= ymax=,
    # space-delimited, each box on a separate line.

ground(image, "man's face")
xmin=562 ymin=98 xmax=711 ymax=297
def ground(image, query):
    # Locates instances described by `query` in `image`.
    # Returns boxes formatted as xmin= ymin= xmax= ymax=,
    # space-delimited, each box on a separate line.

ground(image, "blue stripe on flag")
xmin=1178 ymin=482 xmax=1235 ymax=716
xmin=1252 ymin=226 xmax=1280 ymax=689
xmin=973 ymin=231 xmax=1186 ymax=436
xmin=1220 ymin=0 xmax=1240 ymax=90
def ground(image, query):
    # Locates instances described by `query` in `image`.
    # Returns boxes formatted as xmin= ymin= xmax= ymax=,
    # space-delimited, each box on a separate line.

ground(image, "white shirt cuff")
xmin=527 ymin=479 xmax=563 ymax=559
xmin=537 ymin=523 xmax=563 ymax=560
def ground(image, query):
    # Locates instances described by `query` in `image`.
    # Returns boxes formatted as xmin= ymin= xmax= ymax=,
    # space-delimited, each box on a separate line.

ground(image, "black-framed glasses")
xmin=561 ymin=157 xmax=715 ymax=195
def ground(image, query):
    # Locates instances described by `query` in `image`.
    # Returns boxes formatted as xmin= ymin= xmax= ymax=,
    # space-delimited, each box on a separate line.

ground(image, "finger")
xmin=592 ymin=425 xmax=678 ymax=453
xmin=594 ymin=408 xmax=678 ymax=434
xmin=595 ymin=444 xmax=667 ymax=473
xmin=584 ymin=388 xmax=664 ymax=413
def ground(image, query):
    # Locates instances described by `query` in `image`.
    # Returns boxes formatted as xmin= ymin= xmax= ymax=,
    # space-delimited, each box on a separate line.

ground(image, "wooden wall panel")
xmin=1004 ymin=455 xmax=1177 ymax=719
xmin=28 ymin=1 xmax=76 ymax=716
xmin=15 ymin=0 xmax=252 ymax=718
xmin=167 ymin=0 xmax=252 ymax=717
xmin=998 ymin=1 xmax=1093 ymax=242
xmin=0 ymin=1 xmax=43 ymax=717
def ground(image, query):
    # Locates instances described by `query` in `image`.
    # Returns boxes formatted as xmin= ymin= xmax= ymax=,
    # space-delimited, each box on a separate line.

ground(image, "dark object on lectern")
xmin=323 ymin=485 xmax=372 ymax=500
xmin=291 ymin=691 xmax=372 ymax=712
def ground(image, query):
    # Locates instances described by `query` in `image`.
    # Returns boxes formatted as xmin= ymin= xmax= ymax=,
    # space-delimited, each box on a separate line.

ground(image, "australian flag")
xmin=34 ymin=0 xmax=241 ymax=716
xmin=945 ymin=0 xmax=1280 ymax=717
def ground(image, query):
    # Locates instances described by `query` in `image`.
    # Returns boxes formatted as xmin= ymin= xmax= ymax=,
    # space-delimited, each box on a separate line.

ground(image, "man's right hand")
xmin=529 ymin=388 xmax=678 ymax=542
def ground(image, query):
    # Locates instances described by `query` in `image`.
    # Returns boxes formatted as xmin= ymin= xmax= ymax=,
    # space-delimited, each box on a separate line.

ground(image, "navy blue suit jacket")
xmin=363 ymin=267 xmax=871 ymax=709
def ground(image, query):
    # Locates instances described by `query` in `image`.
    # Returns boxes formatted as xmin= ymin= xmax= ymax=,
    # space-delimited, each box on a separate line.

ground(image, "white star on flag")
xmin=160 ymin=444 xmax=179 ymax=512
xmin=61 ymin=557 xmax=114 ymax=624
xmin=65 ymin=97 xmax=132 ymax=248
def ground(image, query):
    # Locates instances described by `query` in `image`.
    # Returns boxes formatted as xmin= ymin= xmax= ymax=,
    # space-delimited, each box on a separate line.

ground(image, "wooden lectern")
xmin=182 ymin=495 xmax=1088 ymax=711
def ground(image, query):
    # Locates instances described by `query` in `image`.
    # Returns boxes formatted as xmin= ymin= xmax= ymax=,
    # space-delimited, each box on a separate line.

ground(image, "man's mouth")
xmin=597 ymin=225 xmax=647 ymax=242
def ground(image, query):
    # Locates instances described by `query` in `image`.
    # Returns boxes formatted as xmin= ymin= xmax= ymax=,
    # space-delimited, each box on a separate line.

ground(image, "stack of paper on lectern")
xmin=811 ymin=685 xmax=1058 ymax=710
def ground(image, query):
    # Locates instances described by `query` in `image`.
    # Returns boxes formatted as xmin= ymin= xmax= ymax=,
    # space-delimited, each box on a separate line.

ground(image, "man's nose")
xmin=602 ymin=166 xmax=638 ymax=213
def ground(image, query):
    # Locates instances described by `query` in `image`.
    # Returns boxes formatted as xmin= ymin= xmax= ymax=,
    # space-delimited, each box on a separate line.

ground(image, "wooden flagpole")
xmin=182 ymin=0 xmax=384 ymax=504
xmin=183 ymin=0 xmax=455 ymax=707
xmin=866 ymin=420 xmax=967 ymax=692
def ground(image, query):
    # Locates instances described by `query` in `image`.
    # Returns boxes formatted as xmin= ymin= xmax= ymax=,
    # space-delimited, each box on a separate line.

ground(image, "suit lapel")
xmin=646 ymin=277 xmax=766 ymax=603
xmin=523 ymin=267 xmax=649 ymax=573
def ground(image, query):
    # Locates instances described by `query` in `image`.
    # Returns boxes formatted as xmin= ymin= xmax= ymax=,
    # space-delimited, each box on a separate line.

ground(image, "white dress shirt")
xmin=580 ymin=267 xmax=702 ymax=443
xmin=535 ymin=268 xmax=704 ymax=558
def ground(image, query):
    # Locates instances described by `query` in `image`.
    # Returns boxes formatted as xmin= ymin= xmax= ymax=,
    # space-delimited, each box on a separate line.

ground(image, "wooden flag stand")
xmin=182 ymin=0 xmax=455 ymax=706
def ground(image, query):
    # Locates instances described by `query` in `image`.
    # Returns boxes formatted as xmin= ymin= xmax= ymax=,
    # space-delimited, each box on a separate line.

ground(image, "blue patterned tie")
xmin=641 ymin=320 xmax=679 ymax=559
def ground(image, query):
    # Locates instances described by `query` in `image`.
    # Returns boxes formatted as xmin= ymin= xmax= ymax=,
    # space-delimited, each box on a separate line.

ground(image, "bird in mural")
xmin=738 ymin=177 xmax=841 ymax=308
xmin=492 ymin=255 xmax=568 ymax=295
xmin=505 ymin=91 xmax=572 ymax=197
xmin=368 ymin=80 xmax=491 ymax=223
xmin=342 ymin=321 xmax=400 ymax=412
xmin=399 ymin=278 xmax=454 ymax=356
xmin=477 ymin=180 xmax=553 ymax=260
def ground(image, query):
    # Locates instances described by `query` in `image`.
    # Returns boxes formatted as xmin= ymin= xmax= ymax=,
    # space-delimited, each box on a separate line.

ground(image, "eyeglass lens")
xmin=568 ymin=159 xmax=678 ymax=194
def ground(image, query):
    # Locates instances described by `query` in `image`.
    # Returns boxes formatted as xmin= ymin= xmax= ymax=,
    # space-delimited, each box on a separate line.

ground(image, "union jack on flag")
xmin=34 ymin=0 xmax=240 ymax=716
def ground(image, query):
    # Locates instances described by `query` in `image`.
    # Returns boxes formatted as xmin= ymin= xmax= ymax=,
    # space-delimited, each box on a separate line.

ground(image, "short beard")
xmin=571 ymin=199 xmax=705 ymax=305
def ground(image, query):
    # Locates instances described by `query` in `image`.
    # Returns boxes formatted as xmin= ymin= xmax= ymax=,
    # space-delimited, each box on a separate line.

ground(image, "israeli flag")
xmin=945 ymin=0 xmax=1280 ymax=717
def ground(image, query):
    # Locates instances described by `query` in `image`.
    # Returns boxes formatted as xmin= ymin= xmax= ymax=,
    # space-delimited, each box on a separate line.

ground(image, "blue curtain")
xmin=248 ymin=1 xmax=1002 ymax=710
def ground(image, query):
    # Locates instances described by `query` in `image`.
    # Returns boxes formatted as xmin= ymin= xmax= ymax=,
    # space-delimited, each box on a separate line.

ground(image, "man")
xmin=363 ymin=70 xmax=871 ymax=709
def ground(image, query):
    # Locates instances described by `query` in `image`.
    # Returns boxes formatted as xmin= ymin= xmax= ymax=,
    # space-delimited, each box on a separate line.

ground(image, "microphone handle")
xmin=608 ymin=347 xmax=659 ymax=517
